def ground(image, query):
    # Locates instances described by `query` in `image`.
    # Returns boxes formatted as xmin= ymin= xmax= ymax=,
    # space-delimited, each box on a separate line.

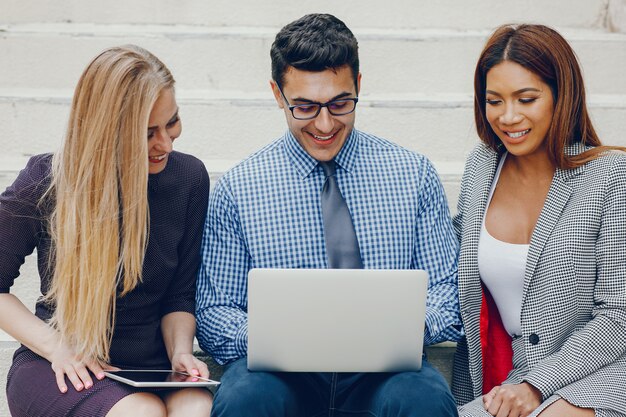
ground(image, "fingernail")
xmin=61 ymin=386 xmax=67 ymax=393
xmin=97 ymin=373 xmax=105 ymax=379
xmin=85 ymin=383 xmax=92 ymax=389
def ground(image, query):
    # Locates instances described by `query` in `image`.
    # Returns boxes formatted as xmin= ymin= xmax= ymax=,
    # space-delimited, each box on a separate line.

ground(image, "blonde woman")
xmin=0 ymin=45 xmax=213 ymax=416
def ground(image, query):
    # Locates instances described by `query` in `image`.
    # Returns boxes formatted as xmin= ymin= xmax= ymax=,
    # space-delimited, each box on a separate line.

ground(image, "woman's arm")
xmin=161 ymin=311 xmax=209 ymax=378
xmin=0 ymin=293 xmax=107 ymax=392
xmin=0 ymin=293 xmax=58 ymax=359
xmin=159 ymin=159 xmax=210 ymax=378
xmin=0 ymin=156 xmax=107 ymax=393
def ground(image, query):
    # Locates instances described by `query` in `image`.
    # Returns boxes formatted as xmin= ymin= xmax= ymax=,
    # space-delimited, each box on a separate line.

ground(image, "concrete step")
xmin=1 ymin=89 xmax=625 ymax=167
xmin=1 ymin=0 xmax=608 ymax=30
xmin=1 ymin=24 xmax=625 ymax=95
xmin=0 ymin=89 xmax=476 ymax=164
xmin=0 ymin=157 xmax=464 ymax=222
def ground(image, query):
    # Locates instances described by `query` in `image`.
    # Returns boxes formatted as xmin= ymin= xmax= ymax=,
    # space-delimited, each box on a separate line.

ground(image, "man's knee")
xmin=212 ymin=361 xmax=299 ymax=417
xmin=213 ymin=373 xmax=269 ymax=410
xmin=212 ymin=382 xmax=294 ymax=417
xmin=376 ymin=369 xmax=458 ymax=416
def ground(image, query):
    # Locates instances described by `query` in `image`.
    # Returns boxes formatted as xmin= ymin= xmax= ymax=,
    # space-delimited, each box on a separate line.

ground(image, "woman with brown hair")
xmin=452 ymin=24 xmax=626 ymax=417
xmin=0 ymin=45 xmax=213 ymax=416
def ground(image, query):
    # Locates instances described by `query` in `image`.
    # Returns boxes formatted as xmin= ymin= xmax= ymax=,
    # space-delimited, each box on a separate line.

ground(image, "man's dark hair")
xmin=270 ymin=14 xmax=359 ymax=91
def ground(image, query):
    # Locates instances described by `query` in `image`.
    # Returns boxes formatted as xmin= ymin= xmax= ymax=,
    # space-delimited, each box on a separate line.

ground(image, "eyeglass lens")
xmin=292 ymin=99 xmax=357 ymax=120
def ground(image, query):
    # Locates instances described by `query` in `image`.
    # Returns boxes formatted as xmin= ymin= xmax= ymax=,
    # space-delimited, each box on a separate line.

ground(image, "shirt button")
xmin=529 ymin=333 xmax=540 ymax=345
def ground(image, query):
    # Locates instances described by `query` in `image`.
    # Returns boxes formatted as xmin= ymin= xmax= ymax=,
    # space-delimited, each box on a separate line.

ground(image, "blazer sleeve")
xmin=452 ymin=147 xmax=478 ymax=242
xmin=523 ymin=155 xmax=626 ymax=399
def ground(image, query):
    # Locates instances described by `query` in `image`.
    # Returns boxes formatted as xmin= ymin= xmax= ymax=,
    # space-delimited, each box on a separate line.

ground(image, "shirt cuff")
xmin=234 ymin=320 xmax=248 ymax=358
xmin=424 ymin=305 xmax=447 ymax=345
xmin=424 ymin=306 xmax=443 ymax=345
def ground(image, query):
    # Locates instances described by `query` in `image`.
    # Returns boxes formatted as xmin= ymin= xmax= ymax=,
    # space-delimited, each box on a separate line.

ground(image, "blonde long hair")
xmin=44 ymin=45 xmax=175 ymax=362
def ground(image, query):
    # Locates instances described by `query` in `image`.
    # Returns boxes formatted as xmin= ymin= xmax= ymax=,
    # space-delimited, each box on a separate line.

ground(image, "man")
xmin=196 ymin=13 xmax=462 ymax=417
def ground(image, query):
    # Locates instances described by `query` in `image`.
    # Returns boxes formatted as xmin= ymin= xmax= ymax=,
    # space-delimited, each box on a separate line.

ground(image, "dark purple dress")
xmin=1 ymin=152 xmax=209 ymax=417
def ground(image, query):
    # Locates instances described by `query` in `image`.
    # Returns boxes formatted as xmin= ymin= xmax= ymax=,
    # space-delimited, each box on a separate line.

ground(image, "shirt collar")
xmin=334 ymin=129 xmax=358 ymax=174
xmin=283 ymin=129 xmax=359 ymax=178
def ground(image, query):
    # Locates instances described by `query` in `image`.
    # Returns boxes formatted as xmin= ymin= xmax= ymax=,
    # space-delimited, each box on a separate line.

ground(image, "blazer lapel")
xmin=521 ymin=143 xmax=587 ymax=306
xmin=460 ymin=147 xmax=499 ymax=306
xmin=521 ymin=166 xmax=581 ymax=307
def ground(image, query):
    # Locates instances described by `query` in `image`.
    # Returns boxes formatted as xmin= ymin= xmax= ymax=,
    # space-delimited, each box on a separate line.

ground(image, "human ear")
xmin=269 ymin=80 xmax=284 ymax=109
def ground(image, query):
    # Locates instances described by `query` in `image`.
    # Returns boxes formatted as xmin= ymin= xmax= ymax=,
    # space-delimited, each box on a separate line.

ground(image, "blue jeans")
xmin=210 ymin=357 xmax=458 ymax=417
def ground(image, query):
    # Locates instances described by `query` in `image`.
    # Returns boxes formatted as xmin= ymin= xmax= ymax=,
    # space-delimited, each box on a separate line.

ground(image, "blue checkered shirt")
xmin=196 ymin=129 xmax=462 ymax=364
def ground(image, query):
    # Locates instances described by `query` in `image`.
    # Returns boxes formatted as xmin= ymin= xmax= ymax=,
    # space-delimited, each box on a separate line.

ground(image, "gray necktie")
xmin=320 ymin=160 xmax=363 ymax=269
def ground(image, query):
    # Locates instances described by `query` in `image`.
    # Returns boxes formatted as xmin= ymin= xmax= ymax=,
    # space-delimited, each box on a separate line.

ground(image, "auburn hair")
xmin=474 ymin=24 xmax=624 ymax=169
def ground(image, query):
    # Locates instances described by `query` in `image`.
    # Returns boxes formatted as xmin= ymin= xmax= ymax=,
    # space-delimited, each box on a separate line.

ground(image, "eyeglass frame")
xmin=275 ymin=83 xmax=359 ymax=120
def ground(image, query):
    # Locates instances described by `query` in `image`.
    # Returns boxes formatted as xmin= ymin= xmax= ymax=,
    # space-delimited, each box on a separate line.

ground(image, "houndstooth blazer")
xmin=451 ymin=142 xmax=626 ymax=413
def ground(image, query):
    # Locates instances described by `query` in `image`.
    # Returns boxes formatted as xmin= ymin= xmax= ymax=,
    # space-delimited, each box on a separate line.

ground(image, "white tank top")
xmin=477 ymin=154 xmax=529 ymax=337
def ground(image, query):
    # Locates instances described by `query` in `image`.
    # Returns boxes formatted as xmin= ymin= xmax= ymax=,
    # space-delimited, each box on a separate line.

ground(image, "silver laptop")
xmin=247 ymin=268 xmax=428 ymax=373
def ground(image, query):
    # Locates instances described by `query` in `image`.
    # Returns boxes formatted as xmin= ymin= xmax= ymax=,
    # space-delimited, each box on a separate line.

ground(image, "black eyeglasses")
xmin=277 ymin=85 xmax=359 ymax=120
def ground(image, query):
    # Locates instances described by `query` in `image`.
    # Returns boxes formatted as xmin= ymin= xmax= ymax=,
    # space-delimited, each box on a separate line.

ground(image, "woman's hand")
xmin=171 ymin=352 xmax=210 ymax=380
xmin=161 ymin=312 xmax=209 ymax=379
xmin=48 ymin=343 xmax=111 ymax=393
xmin=0 ymin=294 xmax=114 ymax=393
xmin=483 ymin=382 xmax=542 ymax=417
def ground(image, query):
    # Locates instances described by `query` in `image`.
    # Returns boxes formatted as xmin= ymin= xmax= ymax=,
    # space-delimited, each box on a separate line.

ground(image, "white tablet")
xmin=104 ymin=370 xmax=220 ymax=388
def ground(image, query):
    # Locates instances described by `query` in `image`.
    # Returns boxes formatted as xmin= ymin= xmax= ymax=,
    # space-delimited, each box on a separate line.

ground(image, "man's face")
xmin=271 ymin=65 xmax=361 ymax=162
